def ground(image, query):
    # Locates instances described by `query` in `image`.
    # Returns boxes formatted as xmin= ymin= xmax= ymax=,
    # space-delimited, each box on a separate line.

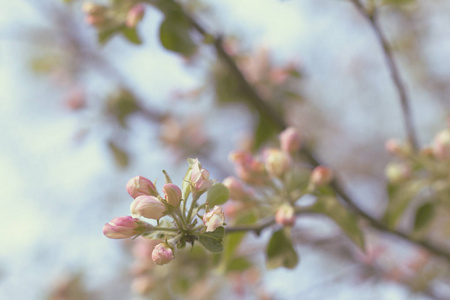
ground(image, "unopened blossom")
xmin=151 ymin=243 xmax=174 ymax=265
xmin=310 ymin=166 xmax=333 ymax=188
xmin=279 ymin=127 xmax=301 ymax=153
xmin=229 ymin=151 xmax=267 ymax=185
xmin=103 ymin=216 xmax=151 ymax=239
xmin=203 ymin=205 xmax=225 ymax=232
xmin=275 ymin=204 xmax=296 ymax=227
xmin=82 ymin=2 xmax=107 ymax=26
xmin=385 ymin=163 xmax=411 ymax=183
xmin=263 ymin=148 xmax=291 ymax=178
xmin=130 ymin=195 xmax=166 ymax=220
xmin=126 ymin=176 xmax=159 ymax=198
xmin=126 ymin=3 xmax=145 ymax=28
xmin=432 ymin=129 xmax=450 ymax=160
xmin=190 ymin=159 xmax=213 ymax=194
xmin=223 ymin=176 xmax=249 ymax=201
xmin=163 ymin=183 xmax=182 ymax=207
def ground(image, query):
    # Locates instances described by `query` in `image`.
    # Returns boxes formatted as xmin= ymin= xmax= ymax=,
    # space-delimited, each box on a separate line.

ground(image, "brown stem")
xmin=186 ymin=12 xmax=450 ymax=261
xmin=351 ymin=0 xmax=418 ymax=150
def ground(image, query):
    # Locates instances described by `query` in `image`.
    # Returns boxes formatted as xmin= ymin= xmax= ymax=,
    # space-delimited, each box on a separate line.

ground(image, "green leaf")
xmin=198 ymin=227 xmax=225 ymax=253
xmin=107 ymin=140 xmax=129 ymax=169
xmin=226 ymin=257 xmax=252 ymax=272
xmin=414 ymin=202 xmax=435 ymax=232
xmin=312 ymin=197 xmax=365 ymax=251
xmin=122 ymin=27 xmax=142 ymax=45
xmin=383 ymin=181 xmax=423 ymax=229
xmin=266 ymin=228 xmax=299 ymax=269
xmin=253 ymin=114 xmax=278 ymax=151
xmin=159 ymin=16 xmax=196 ymax=55
xmin=206 ymin=183 xmax=229 ymax=206
xmin=98 ymin=25 xmax=124 ymax=45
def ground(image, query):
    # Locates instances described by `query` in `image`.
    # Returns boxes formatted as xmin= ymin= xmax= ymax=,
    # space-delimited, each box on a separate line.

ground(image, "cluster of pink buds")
xmin=103 ymin=159 xmax=227 ymax=266
xmin=82 ymin=2 xmax=146 ymax=29
xmin=225 ymin=127 xmax=333 ymax=228
xmin=385 ymin=127 xmax=450 ymax=184
xmin=82 ymin=2 xmax=108 ymax=26
xmin=126 ymin=3 xmax=145 ymax=28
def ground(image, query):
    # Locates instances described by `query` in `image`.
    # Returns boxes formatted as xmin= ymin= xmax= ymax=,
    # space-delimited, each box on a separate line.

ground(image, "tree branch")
xmin=350 ymin=0 xmax=419 ymax=150
xmin=186 ymin=12 xmax=450 ymax=261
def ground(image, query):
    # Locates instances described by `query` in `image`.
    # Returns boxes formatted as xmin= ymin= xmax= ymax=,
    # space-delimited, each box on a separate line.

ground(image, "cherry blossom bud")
xmin=279 ymin=127 xmax=301 ymax=153
xmin=432 ymin=129 xmax=450 ymax=160
xmin=385 ymin=163 xmax=411 ymax=183
xmin=229 ymin=151 xmax=267 ymax=185
xmin=163 ymin=183 xmax=182 ymax=207
xmin=203 ymin=205 xmax=225 ymax=232
xmin=275 ymin=204 xmax=296 ymax=226
xmin=263 ymin=148 xmax=291 ymax=178
xmin=103 ymin=216 xmax=151 ymax=239
xmin=130 ymin=196 xmax=166 ymax=220
xmin=82 ymin=2 xmax=102 ymax=14
xmin=126 ymin=3 xmax=145 ymax=28
xmin=310 ymin=166 xmax=333 ymax=188
xmin=126 ymin=176 xmax=158 ymax=199
xmin=223 ymin=176 xmax=249 ymax=201
xmin=151 ymin=243 xmax=174 ymax=265
xmin=385 ymin=139 xmax=402 ymax=155
xmin=190 ymin=159 xmax=213 ymax=194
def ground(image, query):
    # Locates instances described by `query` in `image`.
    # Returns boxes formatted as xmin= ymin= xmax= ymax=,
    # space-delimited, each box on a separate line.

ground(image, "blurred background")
xmin=1 ymin=0 xmax=450 ymax=299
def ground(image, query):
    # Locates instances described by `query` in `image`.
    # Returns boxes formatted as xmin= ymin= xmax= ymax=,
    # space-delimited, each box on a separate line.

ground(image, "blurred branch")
xmin=185 ymin=11 xmax=450 ymax=261
xmin=350 ymin=0 xmax=419 ymax=150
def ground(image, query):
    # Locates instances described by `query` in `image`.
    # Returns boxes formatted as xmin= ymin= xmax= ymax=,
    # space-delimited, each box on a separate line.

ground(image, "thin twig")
xmin=186 ymin=12 xmax=450 ymax=261
xmin=351 ymin=0 xmax=419 ymax=150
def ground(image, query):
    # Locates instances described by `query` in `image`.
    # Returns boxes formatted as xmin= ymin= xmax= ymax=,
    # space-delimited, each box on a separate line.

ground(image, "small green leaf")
xmin=266 ymin=229 xmax=299 ymax=269
xmin=108 ymin=140 xmax=129 ymax=169
xmin=383 ymin=181 xmax=423 ymax=229
xmin=227 ymin=257 xmax=252 ymax=272
xmin=159 ymin=17 xmax=196 ymax=55
xmin=312 ymin=197 xmax=365 ymax=251
xmin=206 ymin=183 xmax=229 ymax=206
xmin=253 ymin=114 xmax=278 ymax=151
xmin=98 ymin=25 xmax=124 ymax=45
xmin=198 ymin=227 xmax=225 ymax=253
xmin=122 ymin=27 xmax=142 ymax=45
xmin=414 ymin=202 xmax=435 ymax=232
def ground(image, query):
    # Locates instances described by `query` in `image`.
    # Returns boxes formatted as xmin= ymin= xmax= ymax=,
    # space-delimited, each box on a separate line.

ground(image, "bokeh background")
xmin=1 ymin=0 xmax=450 ymax=299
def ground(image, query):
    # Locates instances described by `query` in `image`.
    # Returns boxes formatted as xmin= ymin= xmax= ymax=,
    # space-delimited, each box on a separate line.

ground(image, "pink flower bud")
xmin=82 ymin=2 xmax=101 ymax=14
xmin=279 ymin=127 xmax=301 ymax=153
xmin=163 ymin=183 xmax=182 ymax=207
xmin=126 ymin=3 xmax=145 ymax=28
xmin=275 ymin=204 xmax=296 ymax=227
xmin=229 ymin=151 xmax=267 ymax=185
xmin=432 ymin=129 xmax=450 ymax=160
xmin=385 ymin=163 xmax=411 ymax=183
xmin=310 ymin=166 xmax=333 ymax=187
xmin=130 ymin=196 xmax=166 ymax=220
xmin=126 ymin=176 xmax=158 ymax=199
xmin=203 ymin=205 xmax=225 ymax=232
xmin=103 ymin=216 xmax=151 ymax=239
xmin=222 ymin=176 xmax=249 ymax=201
xmin=151 ymin=243 xmax=174 ymax=265
xmin=263 ymin=148 xmax=291 ymax=178
xmin=190 ymin=159 xmax=213 ymax=194
xmin=85 ymin=15 xmax=104 ymax=26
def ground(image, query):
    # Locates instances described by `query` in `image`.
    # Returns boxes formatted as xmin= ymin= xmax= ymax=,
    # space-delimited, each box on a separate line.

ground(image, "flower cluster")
xmin=383 ymin=127 xmax=450 ymax=233
xmin=385 ymin=128 xmax=450 ymax=183
xmin=103 ymin=159 xmax=227 ymax=266
xmin=224 ymin=127 xmax=333 ymax=228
